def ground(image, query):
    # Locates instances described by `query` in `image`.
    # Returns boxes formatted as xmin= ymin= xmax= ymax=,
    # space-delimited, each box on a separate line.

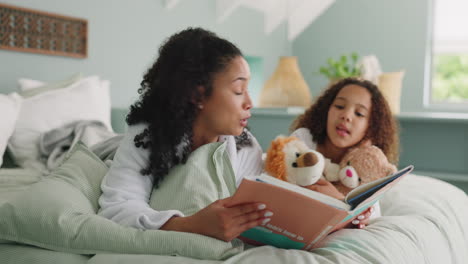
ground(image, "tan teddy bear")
xmin=325 ymin=140 xmax=397 ymax=196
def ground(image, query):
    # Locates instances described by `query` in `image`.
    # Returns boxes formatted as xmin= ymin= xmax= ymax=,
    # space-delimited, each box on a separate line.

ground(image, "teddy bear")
xmin=264 ymin=135 xmax=326 ymax=186
xmin=324 ymin=140 xmax=397 ymax=195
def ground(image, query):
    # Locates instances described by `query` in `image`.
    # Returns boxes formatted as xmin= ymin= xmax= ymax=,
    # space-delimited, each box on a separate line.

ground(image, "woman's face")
xmin=197 ymin=56 xmax=253 ymax=137
xmin=326 ymin=84 xmax=372 ymax=149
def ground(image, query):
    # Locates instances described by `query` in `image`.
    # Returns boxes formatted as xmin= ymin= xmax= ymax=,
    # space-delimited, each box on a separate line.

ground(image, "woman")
xmin=98 ymin=28 xmax=273 ymax=242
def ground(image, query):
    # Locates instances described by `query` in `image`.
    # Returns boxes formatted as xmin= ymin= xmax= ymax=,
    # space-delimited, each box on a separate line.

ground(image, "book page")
xmin=345 ymin=165 xmax=414 ymax=208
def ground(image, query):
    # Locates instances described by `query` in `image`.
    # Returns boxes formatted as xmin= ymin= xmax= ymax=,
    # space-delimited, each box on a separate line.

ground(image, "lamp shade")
xmin=378 ymin=71 xmax=405 ymax=115
xmin=259 ymin=56 xmax=312 ymax=107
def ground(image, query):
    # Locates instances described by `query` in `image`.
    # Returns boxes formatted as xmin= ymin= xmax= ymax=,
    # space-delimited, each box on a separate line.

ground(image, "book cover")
xmin=230 ymin=165 xmax=414 ymax=250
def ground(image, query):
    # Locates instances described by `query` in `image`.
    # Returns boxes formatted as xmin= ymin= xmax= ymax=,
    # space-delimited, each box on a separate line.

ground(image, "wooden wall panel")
xmin=0 ymin=3 xmax=87 ymax=58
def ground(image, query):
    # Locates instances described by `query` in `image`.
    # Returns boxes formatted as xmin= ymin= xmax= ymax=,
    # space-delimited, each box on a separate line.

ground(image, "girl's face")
xmin=197 ymin=56 xmax=252 ymax=138
xmin=326 ymin=84 xmax=372 ymax=149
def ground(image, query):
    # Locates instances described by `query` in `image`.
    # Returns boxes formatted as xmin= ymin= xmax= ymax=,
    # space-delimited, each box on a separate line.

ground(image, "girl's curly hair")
xmin=126 ymin=27 xmax=251 ymax=187
xmin=291 ymin=77 xmax=399 ymax=164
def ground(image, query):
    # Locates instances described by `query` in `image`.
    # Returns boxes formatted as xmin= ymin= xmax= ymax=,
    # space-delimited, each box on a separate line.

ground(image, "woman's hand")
xmin=304 ymin=178 xmax=345 ymax=200
xmin=160 ymin=197 xmax=272 ymax=242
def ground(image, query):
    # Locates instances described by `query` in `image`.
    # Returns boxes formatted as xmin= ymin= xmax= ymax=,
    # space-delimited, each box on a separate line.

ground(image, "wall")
xmin=0 ymin=0 xmax=291 ymax=108
xmin=292 ymin=0 xmax=431 ymax=113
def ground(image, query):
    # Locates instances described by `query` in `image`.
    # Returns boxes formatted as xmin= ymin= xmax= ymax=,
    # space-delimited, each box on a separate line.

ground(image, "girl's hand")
xmin=304 ymin=178 xmax=345 ymax=200
xmin=160 ymin=197 xmax=272 ymax=242
xmin=348 ymin=206 xmax=374 ymax=229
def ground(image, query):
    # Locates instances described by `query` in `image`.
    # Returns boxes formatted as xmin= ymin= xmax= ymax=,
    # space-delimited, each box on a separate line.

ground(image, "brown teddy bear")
xmin=325 ymin=140 xmax=397 ymax=195
xmin=264 ymin=135 xmax=325 ymax=186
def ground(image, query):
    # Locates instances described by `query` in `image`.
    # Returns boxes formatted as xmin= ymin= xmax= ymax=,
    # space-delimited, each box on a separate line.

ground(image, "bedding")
xmin=0 ymin=93 xmax=22 ymax=167
xmin=0 ymin=170 xmax=466 ymax=263
xmin=0 ymin=142 xmax=242 ymax=260
xmin=39 ymin=120 xmax=116 ymax=170
xmin=7 ymin=75 xmax=112 ymax=171
xmin=0 ymin=138 xmax=467 ymax=263
xmin=17 ymin=72 xmax=83 ymax=94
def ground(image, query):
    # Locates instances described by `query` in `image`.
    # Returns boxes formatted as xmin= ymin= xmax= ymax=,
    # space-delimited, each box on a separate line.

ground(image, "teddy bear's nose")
xmin=296 ymin=152 xmax=318 ymax=167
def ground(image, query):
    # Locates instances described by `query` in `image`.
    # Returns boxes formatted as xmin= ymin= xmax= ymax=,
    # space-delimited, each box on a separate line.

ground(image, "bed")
xmin=1 ymin=75 xmax=467 ymax=264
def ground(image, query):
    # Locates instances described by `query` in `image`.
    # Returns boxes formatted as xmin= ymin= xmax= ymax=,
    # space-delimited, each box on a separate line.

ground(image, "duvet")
xmin=0 ymin=145 xmax=467 ymax=264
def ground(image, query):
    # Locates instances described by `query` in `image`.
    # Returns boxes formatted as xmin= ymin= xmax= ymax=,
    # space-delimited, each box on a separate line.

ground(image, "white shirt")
xmin=98 ymin=123 xmax=263 ymax=230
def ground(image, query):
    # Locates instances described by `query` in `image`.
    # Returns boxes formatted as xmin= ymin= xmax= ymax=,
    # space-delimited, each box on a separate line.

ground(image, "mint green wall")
xmin=0 ymin=0 xmax=291 ymax=108
xmin=292 ymin=0 xmax=430 ymax=113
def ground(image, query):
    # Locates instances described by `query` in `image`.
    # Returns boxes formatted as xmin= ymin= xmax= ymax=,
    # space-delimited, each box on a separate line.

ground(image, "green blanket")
xmin=0 ymin=142 xmax=244 ymax=260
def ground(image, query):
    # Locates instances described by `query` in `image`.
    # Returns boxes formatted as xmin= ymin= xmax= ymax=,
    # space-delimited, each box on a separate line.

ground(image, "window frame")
xmin=425 ymin=0 xmax=468 ymax=111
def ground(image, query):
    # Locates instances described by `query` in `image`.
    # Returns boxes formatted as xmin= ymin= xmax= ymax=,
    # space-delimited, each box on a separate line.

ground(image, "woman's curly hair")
xmin=291 ymin=77 xmax=399 ymax=164
xmin=126 ymin=27 xmax=251 ymax=187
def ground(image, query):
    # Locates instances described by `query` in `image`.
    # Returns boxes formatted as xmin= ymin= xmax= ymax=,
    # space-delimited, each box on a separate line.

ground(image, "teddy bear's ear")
xmin=272 ymin=135 xmax=286 ymax=142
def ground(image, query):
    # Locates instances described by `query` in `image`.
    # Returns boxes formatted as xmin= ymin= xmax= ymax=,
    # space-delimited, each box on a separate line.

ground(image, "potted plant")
xmin=319 ymin=52 xmax=361 ymax=82
xmin=319 ymin=52 xmax=404 ymax=115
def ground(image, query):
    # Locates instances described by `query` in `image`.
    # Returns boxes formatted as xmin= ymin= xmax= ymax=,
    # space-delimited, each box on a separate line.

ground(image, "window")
xmin=431 ymin=0 xmax=468 ymax=104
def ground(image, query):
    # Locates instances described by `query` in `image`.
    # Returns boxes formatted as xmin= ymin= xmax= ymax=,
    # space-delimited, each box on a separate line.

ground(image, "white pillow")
xmin=0 ymin=93 xmax=22 ymax=167
xmin=18 ymin=73 xmax=82 ymax=91
xmin=17 ymin=79 xmax=44 ymax=90
xmin=8 ymin=76 xmax=112 ymax=169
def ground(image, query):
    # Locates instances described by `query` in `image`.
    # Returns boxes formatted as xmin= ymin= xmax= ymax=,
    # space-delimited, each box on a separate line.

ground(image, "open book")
xmin=230 ymin=165 xmax=414 ymax=251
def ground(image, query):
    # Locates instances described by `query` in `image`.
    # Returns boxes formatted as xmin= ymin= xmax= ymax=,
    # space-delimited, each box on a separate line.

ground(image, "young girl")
xmin=291 ymin=77 xmax=399 ymax=227
xmin=98 ymin=28 xmax=270 ymax=242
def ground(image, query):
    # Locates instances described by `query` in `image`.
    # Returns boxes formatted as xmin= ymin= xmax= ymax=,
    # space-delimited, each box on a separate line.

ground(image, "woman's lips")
xmin=240 ymin=115 xmax=251 ymax=127
xmin=240 ymin=118 xmax=248 ymax=127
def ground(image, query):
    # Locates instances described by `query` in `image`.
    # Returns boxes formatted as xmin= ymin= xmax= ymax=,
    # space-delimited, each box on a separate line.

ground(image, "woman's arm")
xmin=161 ymin=197 xmax=271 ymax=241
xmin=98 ymin=124 xmax=184 ymax=229
xmin=161 ymin=131 xmax=271 ymax=241
xmin=99 ymin=126 xmax=270 ymax=240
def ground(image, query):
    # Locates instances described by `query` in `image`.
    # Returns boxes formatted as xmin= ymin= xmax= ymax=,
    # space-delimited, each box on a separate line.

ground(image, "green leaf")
xmin=318 ymin=52 xmax=362 ymax=79
xmin=340 ymin=55 xmax=347 ymax=64
xmin=351 ymin=52 xmax=359 ymax=62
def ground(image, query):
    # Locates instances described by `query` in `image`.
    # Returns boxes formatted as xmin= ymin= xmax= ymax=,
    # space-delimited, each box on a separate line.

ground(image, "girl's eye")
xmin=234 ymin=92 xmax=242 ymax=95
xmin=355 ymin=111 xmax=365 ymax=117
xmin=334 ymin=104 xmax=344 ymax=109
